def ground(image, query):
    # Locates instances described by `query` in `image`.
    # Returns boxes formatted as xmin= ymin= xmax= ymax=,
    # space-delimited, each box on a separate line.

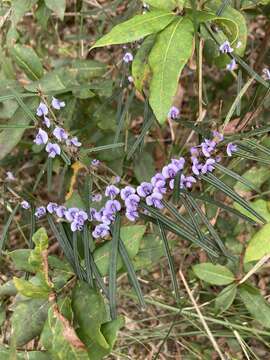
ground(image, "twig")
xmin=239 ymin=254 xmax=270 ymax=284
xmin=178 ymin=269 xmax=226 ymax=360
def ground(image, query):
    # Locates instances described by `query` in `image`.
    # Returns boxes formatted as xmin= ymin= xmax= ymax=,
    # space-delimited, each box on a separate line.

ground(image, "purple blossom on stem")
xmin=36 ymin=102 xmax=48 ymax=117
xmin=71 ymin=221 xmax=83 ymax=232
xmin=180 ymin=175 xmax=196 ymax=189
xmin=219 ymin=41 xmax=233 ymax=54
xmin=35 ymin=206 xmax=46 ymax=218
xmin=21 ymin=200 xmax=30 ymax=209
xmin=65 ymin=207 xmax=79 ymax=222
xmin=6 ymin=171 xmax=15 ymax=181
xmin=66 ymin=137 xmax=82 ymax=147
xmin=74 ymin=210 xmax=88 ymax=225
xmin=201 ymin=139 xmax=216 ymax=158
xmin=105 ymin=200 xmax=121 ymax=213
xmin=92 ymin=194 xmax=102 ymax=202
xmin=45 ymin=143 xmax=61 ymax=158
xmin=105 ymin=185 xmax=120 ymax=199
xmin=226 ymin=143 xmax=238 ymax=157
xmin=123 ymin=52 xmax=133 ymax=63
xmin=126 ymin=209 xmax=139 ymax=222
xmin=51 ymin=97 xmax=65 ymax=110
xmin=226 ymin=58 xmax=237 ymax=71
xmin=201 ymin=158 xmax=216 ymax=174
xmin=101 ymin=210 xmax=116 ymax=225
xmin=92 ymin=224 xmax=110 ymax=239
xmin=55 ymin=205 xmax=66 ymax=218
xmin=262 ymin=68 xmax=270 ymax=80
xmin=125 ymin=194 xmax=140 ymax=210
xmin=120 ymin=186 xmax=135 ymax=200
xmin=146 ymin=192 xmax=164 ymax=209
xmin=137 ymin=182 xmax=153 ymax=198
xmin=151 ymin=173 xmax=165 ymax=187
xmin=34 ymin=128 xmax=48 ymax=145
xmin=191 ymin=157 xmax=203 ymax=176
xmin=212 ymin=131 xmax=224 ymax=142
xmin=53 ymin=127 xmax=68 ymax=142
xmin=171 ymin=157 xmax=185 ymax=171
xmin=47 ymin=202 xmax=58 ymax=214
xmin=162 ymin=163 xmax=179 ymax=179
xmin=91 ymin=159 xmax=100 ymax=166
xmin=43 ymin=116 xmax=51 ymax=128
xmin=89 ymin=207 xmax=102 ymax=221
xmin=114 ymin=176 xmax=121 ymax=184
xmin=190 ymin=147 xmax=199 ymax=156
xmin=153 ymin=180 xmax=166 ymax=194
xmin=168 ymin=106 xmax=180 ymax=120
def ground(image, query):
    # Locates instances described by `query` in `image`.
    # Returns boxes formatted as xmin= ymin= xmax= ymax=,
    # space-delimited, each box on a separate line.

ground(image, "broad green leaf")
xmin=0 ymin=97 xmax=38 ymax=160
xmin=234 ymin=199 xmax=270 ymax=223
xmin=93 ymin=225 xmax=146 ymax=276
xmin=45 ymin=0 xmax=66 ymax=20
xmin=72 ymin=282 xmax=109 ymax=349
xmin=144 ymin=0 xmax=180 ymax=10
xmin=148 ymin=17 xmax=194 ymax=123
xmin=234 ymin=166 xmax=269 ymax=194
xmin=193 ymin=263 xmax=235 ymax=285
xmin=132 ymin=35 xmax=156 ymax=92
xmin=87 ymin=317 xmax=125 ymax=360
xmin=239 ymin=284 xmax=270 ymax=328
xmin=13 ymin=277 xmax=50 ymax=299
xmin=133 ymin=149 xmax=155 ymax=182
xmin=91 ymin=11 xmax=175 ymax=49
xmin=11 ymin=298 xmax=49 ymax=347
xmin=71 ymin=59 xmax=107 ymax=83
xmin=10 ymin=45 xmax=44 ymax=80
xmin=41 ymin=298 xmax=89 ymax=359
xmin=0 ymin=280 xmax=17 ymax=298
xmin=35 ymin=1 xmax=52 ymax=29
xmin=244 ymin=223 xmax=270 ymax=263
xmin=9 ymin=249 xmax=33 ymax=272
xmin=215 ymin=284 xmax=237 ymax=314
xmin=28 ymin=227 xmax=49 ymax=272
xmin=0 ymin=346 xmax=50 ymax=360
xmin=11 ymin=0 xmax=38 ymax=25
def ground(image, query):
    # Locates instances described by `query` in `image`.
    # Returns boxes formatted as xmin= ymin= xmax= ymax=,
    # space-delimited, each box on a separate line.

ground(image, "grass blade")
xmin=109 ymin=213 xmax=121 ymax=319
xmin=119 ymin=238 xmax=146 ymax=309
xmin=157 ymin=220 xmax=181 ymax=304
xmin=0 ymin=204 xmax=19 ymax=253
xmin=201 ymin=173 xmax=266 ymax=223
xmin=33 ymin=159 xmax=49 ymax=192
xmin=83 ymin=225 xmax=93 ymax=287
xmin=114 ymin=89 xmax=135 ymax=143
xmin=47 ymin=158 xmax=52 ymax=193
xmin=83 ymin=142 xmax=125 ymax=154
xmin=73 ymin=231 xmax=84 ymax=281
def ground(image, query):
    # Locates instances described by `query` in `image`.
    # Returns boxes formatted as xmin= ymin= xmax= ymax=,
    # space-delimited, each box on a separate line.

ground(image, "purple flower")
xmin=65 ymin=207 xmax=79 ymax=222
xmin=191 ymin=158 xmax=202 ymax=176
xmin=262 ymin=68 xmax=270 ymax=80
xmin=226 ymin=58 xmax=237 ymax=71
xmin=168 ymin=106 xmax=180 ymax=120
xmin=114 ymin=176 xmax=121 ymax=184
xmin=92 ymin=194 xmax=102 ymax=202
xmin=71 ymin=221 xmax=83 ymax=232
xmin=201 ymin=139 xmax=216 ymax=158
xmin=89 ymin=207 xmax=101 ymax=221
xmin=105 ymin=185 xmax=120 ymax=199
xmin=226 ymin=143 xmax=238 ymax=157
xmin=137 ymin=182 xmax=153 ymax=198
xmin=181 ymin=175 xmax=196 ymax=189
xmin=66 ymin=137 xmax=82 ymax=147
xmin=35 ymin=206 xmax=46 ymax=218
xmin=105 ymin=200 xmax=121 ymax=213
xmin=45 ymin=143 xmax=61 ymax=158
xmin=47 ymin=202 xmax=58 ymax=214
xmin=6 ymin=171 xmax=15 ymax=181
xmin=51 ymin=97 xmax=65 ymax=110
xmin=92 ymin=224 xmax=110 ymax=239
xmin=21 ymin=200 xmax=30 ymax=209
xmin=120 ymin=186 xmax=135 ymax=200
xmin=162 ymin=163 xmax=179 ymax=179
xmin=151 ymin=173 xmax=165 ymax=187
xmin=74 ymin=210 xmax=88 ymax=225
xmin=146 ymin=192 xmax=164 ymax=209
xmin=55 ymin=205 xmax=66 ymax=218
xmin=36 ymin=102 xmax=48 ymax=117
xmin=153 ymin=180 xmax=166 ymax=194
xmin=171 ymin=157 xmax=185 ymax=171
xmin=34 ymin=128 xmax=48 ymax=145
xmin=125 ymin=194 xmax=140 ymax=210
xmin=201 ymin=158 xmax=216 ymax=174
xmin=53 ymin=127 xmax=68 ymax=142
xmin=219 ymin=41 xmax=233 ymax=54
xmin=123 ymin=52 xmax=133 ymax=63
xmin=212 ymin=131 xmax=224 ymax=142
xmin=101 ymin=210 xmax=116 ymax=225
xmin=91 ymin=159 xmax=100 ymax=166
xmin=43 ymin=116 xmax=51 ymax=128
xmin=190 ymin=147 xmax=199 ymax=156
xmin=126 ymin=209 xmax=139 ymax=222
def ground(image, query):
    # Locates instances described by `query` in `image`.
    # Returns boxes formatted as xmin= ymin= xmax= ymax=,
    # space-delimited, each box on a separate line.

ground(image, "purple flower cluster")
xmin=34 ymin=98 xmax=81 ymax=159
xmin=25 ymin=131 xmax=237 ymax=239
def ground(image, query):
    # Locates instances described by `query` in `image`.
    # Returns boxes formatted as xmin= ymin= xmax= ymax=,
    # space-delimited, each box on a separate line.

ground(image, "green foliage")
xmin=244 ymin=223 xmax=270 ymax=263
xmin=193 ymin=263 xmax=235 ymax=285
xmin=10 ymin=45 xmax=44 ymax=80
xmin=215 ymin=284 xmax=237 ymax=314
xmin=44 ymin=0 xmax=66 ymax=20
